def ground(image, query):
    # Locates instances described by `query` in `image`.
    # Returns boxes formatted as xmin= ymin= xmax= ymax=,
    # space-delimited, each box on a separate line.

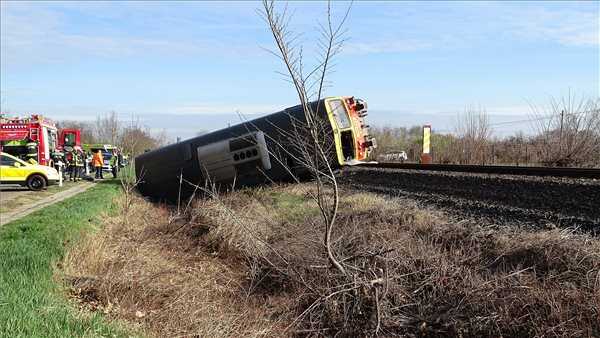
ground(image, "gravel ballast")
xmin=340 ymin=166 xmax=600 ymax=234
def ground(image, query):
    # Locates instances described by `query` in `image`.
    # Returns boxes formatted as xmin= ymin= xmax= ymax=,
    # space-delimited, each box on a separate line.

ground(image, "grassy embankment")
xmin=0 ymin=180 xmax=130 ymax=337
xmin=65 ymin=183 xmax=600 ymax=337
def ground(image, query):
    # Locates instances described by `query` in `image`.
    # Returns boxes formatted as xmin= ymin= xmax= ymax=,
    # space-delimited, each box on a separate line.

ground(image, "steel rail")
xmin=357 ymin=162 xmax=600 ymax=179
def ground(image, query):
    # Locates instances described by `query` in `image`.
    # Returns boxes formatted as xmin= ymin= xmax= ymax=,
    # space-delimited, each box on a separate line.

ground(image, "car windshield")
xmin=0 ymin=154 xmax=27 ymax=166
xmin=64 ymin=133 xmax=76 ymax=146
xmin=1 ymin=145 xmax=29 ymax=159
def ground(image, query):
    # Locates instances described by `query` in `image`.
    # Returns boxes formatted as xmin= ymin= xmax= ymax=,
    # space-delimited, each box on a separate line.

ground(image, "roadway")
xmin=0 ymin=182 xmax=94 ymax=226
xmin=0 ymin=185 xmax=34 ymax=200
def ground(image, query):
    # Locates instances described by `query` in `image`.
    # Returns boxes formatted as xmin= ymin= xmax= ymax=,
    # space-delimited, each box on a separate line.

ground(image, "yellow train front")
xmin=135 ymin=96 xmax=376 ymax=201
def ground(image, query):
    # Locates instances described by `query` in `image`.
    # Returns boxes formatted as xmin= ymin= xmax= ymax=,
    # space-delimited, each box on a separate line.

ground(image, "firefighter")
xmin=25 ymin=142 xmax=38 ymax=163
xmin=76 ymin=150 xmax=85 ymax=181
xmin=92 ymin=150 xmax=104 ymax=179
xmin=67 ymin=151 xmax=77 ymax=181
xmin=70 ymin=150 xmax=82 ymax=182
xmin=109 ymin=150 xmax=118 ymax=178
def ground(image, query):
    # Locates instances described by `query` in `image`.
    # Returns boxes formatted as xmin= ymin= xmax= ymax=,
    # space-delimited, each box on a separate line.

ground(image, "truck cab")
xmin=0 ymin=114 xmax=59 ymax=167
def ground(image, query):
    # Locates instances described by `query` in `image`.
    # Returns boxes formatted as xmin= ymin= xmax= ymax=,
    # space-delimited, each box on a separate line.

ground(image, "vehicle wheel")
xmin=27 ymin=174 xmax=47 ymax=191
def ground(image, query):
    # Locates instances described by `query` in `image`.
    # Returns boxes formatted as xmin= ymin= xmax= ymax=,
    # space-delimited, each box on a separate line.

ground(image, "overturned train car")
xmin=135 ymin=96 xmax=375 ymax=201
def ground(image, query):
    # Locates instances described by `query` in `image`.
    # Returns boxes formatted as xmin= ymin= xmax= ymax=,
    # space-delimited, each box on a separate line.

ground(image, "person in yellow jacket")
xmin=92 ymin=150 xmax=104 ymax=179
xmin=109 ymin=150 xmax=119 ymax=178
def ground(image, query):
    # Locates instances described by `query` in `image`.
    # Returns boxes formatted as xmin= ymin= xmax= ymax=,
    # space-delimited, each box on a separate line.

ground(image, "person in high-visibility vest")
xmin=67 ymin=151 xmax=78 ymax=181
xmin=69 ymin=150 xmax=83 ymax=182
xmin=25 ymin=142 xmax=38 ymax=163
xmin=109 ymin=150 xmax=118 ymax=178
xmin=76 ymin=150 xmax=85 ymax=181
xmin=92 ymin=150 xmax=104 ymax=179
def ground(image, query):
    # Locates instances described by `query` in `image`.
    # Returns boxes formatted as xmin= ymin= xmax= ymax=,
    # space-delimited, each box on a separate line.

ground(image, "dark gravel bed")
xmin=339 ymin=166 xmax=600 ymax=234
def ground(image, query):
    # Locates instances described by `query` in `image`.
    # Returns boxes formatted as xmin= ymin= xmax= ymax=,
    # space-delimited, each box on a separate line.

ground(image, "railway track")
xmin=359 ymin=162 xmax=600 ymax=179
xmin=339 ymin=165 xmax=600 ymax=234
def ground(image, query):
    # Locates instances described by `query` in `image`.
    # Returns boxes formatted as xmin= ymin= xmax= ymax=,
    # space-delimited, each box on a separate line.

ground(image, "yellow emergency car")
xmin=0 ymin=152 xmax=60 ymax=190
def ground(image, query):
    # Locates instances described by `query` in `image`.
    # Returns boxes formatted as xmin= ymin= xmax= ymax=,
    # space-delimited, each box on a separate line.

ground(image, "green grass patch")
xmin=268 ymin=190 xmax=320 ymax=223
xmin=0 ymin=180 xmax=131 ymax=338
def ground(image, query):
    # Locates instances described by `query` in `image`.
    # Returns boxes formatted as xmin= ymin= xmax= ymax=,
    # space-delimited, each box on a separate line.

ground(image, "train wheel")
xmin=27 ymin=174 xmax=47 ymax=191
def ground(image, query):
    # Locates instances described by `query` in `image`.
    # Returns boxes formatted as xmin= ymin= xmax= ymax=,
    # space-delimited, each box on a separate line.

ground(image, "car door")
xmin=0 ymin=155 xmax=27 ymax=183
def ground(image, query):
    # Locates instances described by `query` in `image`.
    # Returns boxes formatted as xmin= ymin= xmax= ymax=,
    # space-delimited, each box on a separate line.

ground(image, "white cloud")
xmin=0 ymin=2 xmax=258 ymax=69
xmin=2 ymin=1 xmax=596 ymax=66
xmin=342 ymin=2 xmax=598 ymax=55
xmin=507 ymin=6 xmax=599 ymax=47
xmin=343 ymin=39 xmax=433 ymax=55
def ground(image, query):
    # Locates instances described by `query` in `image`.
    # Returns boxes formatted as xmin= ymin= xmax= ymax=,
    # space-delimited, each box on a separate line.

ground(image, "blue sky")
xmin=1 ymin=1 xmax=598 ymax=140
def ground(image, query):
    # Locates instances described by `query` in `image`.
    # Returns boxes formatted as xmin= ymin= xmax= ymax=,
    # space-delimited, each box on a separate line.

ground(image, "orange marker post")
xmin=420 ymin=125 xmax=432 ymax=164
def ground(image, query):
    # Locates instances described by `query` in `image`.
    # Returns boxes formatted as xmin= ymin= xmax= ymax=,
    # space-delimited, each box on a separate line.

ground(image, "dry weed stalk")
xmin=118 ymin=164 xmax=142 ymax=225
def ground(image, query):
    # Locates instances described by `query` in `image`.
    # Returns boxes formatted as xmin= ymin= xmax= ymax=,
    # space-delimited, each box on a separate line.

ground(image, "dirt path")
xmin=0 ymin=182 xmax=95 ymax=226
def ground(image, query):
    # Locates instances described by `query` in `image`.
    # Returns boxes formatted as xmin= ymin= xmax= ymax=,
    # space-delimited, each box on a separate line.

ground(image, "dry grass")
xmin=63 ymin=183 xmax=600 ymax=337
xmin=62 ymin=192 xmax=284 ymax=337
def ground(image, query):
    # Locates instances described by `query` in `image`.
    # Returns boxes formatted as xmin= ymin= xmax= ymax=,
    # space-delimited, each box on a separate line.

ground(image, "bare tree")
xmin=260 ymin=0 xmax=351 ymax=276
xmin=95 ymin=111 xmax=120 ymax=145
xmin=454 ymin=107 xmax=492 ymax=164
xmin=119 ymin=116 xmax=167 ymax=158
xmin=258 ymin=3 xmax=393 ymax=334
xmin=530 ymin=94 xmax=600 ymax=167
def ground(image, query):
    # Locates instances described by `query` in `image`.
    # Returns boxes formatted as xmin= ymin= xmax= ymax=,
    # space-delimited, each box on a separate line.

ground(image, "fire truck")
xmin=58 ymin=128 xmax=82 ymax=153
xmin=0 ymin=114 xmax=81 ymax=167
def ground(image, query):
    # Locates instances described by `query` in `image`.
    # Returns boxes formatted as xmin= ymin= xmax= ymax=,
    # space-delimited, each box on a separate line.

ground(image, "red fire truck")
xmin=0 ymin=114 xmax=80 ymax=167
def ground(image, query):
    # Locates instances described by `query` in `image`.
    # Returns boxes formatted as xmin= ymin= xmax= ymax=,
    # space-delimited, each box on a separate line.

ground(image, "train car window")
xmin=328 ymin=100 xmax=351 ymax=129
